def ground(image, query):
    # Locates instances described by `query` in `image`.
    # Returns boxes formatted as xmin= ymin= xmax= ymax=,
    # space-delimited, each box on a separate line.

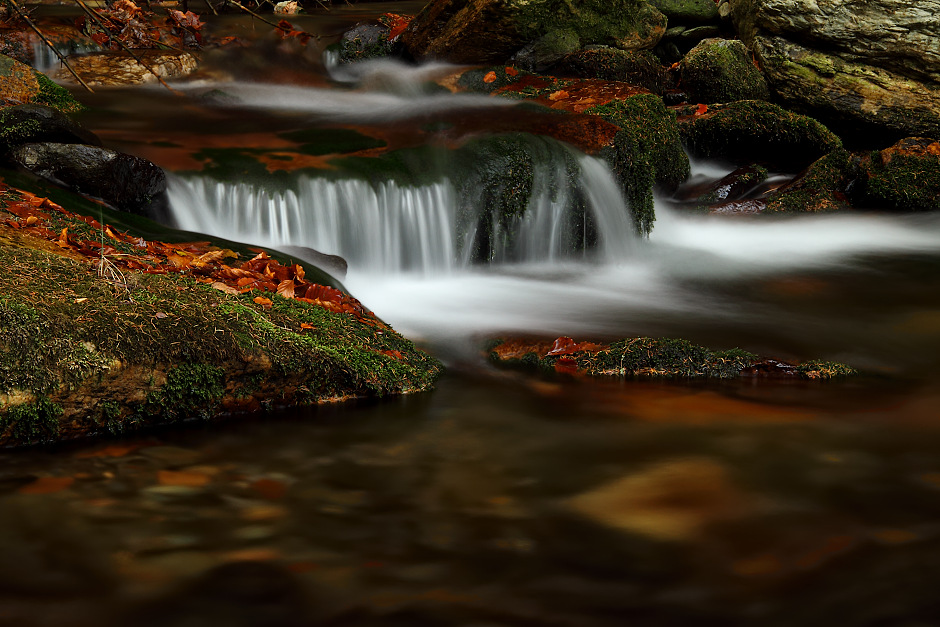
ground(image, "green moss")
xmin=680 ymin=100 xmax=842 ymax=170
xmin=679 ymin=39 xmax=769 ymax=104
xmin=0 ymin=397 xmax=62 ymax=445
xmin=31 ymin=72 xmax=84 ymax=114
xmin=141 ymin=362 xmax=225 ymax=423
xmin=560 ymin=337 xmax=757 ymax=378
xmin=0 ymin=111 xmax=43 ymax=155
xmin=514 ymin=0 xmax=650 ymax=49
xmin=588 ymin=95 xmax=690 ymax=235
xmin=862 ymin=142 xmax=940 ymax=212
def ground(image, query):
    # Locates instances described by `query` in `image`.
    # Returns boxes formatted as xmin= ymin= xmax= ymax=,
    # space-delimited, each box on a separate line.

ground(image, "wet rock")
xmin=678 ymin=100 xmax=842 ymax=170
xmin=400 ymin=0 xmax=667 ymax=65
xmin=765 ymin=149 xmax=860 ymax=213
xmin=58 ymin=50 xmax=197 ymax=86
xmin=10 ymin=142 xmax=167 ymax=215
xmin=679 ymin=38 xmax=769 ymax=104
xmin=276 ymin=245 xmax=348 ymax=280
xmin=338 ymin=23 xmax=396 ymax=64
xmin=0 ymin=53 xmax=83 ymax=113
xmin=553 ymin=46 xmax=668 ymax=95
xmin=729 ymin=0 xmax=940 ymax=141
xmin=696 ymin=163 xmax=769 ymax=204
xmin=0 ymin=104 xmax=101 ymax=159
xmin=566 ymin=458 xmax=752 ymax=541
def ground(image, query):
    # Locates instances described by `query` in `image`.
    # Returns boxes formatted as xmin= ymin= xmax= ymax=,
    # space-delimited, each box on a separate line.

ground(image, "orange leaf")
xmin=293 ymin=264 xmax=305 ymax=281
xmin=211 ymin=281 xmax=240 ymax=295
xmin=166 ymin=253 xmax=190 ymax=268
xmin=254 ymin=296 xmax=273 ymax=309
xmin=695 ymin=103 xmax=708 ymax=115
xmin=25 ymin=216 xmax=37 ymax=226
xmin=276 ymin=279 xmax=296 ymax=299
xmin=505 ymin=66 xmax=518 ymax=76
xmin=299 ymin=322 xmax=314 ymax=331
xmin=236 ymin=277 xmax=256 ymax=287
xmin=483 ymin=71 xmax=497 ymax=84
xmin=549 ymin=90 xmax=570 ymax=101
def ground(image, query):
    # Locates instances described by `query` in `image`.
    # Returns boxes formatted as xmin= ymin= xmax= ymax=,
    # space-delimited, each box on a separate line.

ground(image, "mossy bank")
xmin=0 ymin=186 xmax=442 ymax=448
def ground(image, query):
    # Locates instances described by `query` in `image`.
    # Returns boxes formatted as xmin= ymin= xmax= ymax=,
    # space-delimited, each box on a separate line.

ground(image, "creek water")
xmin=5 ymin=4 xmax=940 ymax=626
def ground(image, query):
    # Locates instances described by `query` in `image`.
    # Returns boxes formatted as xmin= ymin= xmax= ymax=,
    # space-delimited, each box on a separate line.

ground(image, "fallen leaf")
xmin=276 ymin=279 xmax=296 ymax=299
xmin=211 ymin=281 xmax=240 ymax=295
xmin=483 ymin=71 xmax=497 ymax=84
xmin=254 ymin=296 xmax=273 ymax=309
xmin=695 ymin=103 xmax=708 ymax=116
xmin=25 ymin=216 xmax=37 ymax=226
xmin=505 ymin=66 xmax=518 ymax=76
xmin=549 ymin=90 xmax=570 ymax=101
xmin=74 ymin=297 xmax=88 ymax=303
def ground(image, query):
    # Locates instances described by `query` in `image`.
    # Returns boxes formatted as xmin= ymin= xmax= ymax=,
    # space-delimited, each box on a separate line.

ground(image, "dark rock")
xmin=338 ymin=22 xmax=396 ymax=63
xmin=0 ymin=104 xmax=101 ymax=158
xmin=11 ymin=143 xmax=167 ymax=216
xmin=275 ymin=245 xmax=348 ymax=280
xmin=764 ymin=149 xmax=860 ymax=213
xmin=553 ymin=46 xmax=668 ymax=95
xmin=678 ymin=100 xmax=842 ymax=170
xmin=400 ymin=0 xmax=667 ymax=65
xmin=649 ymin=0 xmax=720 ymax=23
xmin=679 ymin=38 xmax=769 ymax=104
xmin=697 ymin=164 xmax=769 ymax=204
xmin=730 ymin=0 xmax=940 ymax=141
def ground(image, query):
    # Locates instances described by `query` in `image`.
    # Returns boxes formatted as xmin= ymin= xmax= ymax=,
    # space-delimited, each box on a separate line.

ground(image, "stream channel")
xmin=4 ymin=3 xmax=940 ymax=625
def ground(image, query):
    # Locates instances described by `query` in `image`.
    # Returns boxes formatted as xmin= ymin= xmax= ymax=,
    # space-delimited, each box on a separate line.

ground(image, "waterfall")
xmin=166 ymin=149 xmax=636 ymax=276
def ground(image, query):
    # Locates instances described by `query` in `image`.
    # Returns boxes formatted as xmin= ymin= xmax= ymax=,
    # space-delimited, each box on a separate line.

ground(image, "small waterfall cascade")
xmin=30 ymin=40 xmax=98 ymax=74
xmin=166 ymin=143 xmax=637 ymax=276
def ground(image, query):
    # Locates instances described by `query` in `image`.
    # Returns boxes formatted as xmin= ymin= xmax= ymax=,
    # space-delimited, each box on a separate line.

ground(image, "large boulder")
xmin=729 ymin=0 xmax=940 ymax=142
xmin=400 ymin=0 xmax=667 ymax=65
xmin=11 ymin=143 xmax=167 ymax=216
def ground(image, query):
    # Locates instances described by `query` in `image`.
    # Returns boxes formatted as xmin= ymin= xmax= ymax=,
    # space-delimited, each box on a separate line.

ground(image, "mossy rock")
xmin=401 ymin=0 xmax=666 ymax=65
xmin=488 ymin=336 xmax=858 ymax=379
xmin=336 ymin=22 xmax=397 ymax=63
xmin=858 ymin=137 xmax=940 ymax=212
xmin=679 ymin=38 xmax=769 ymax=104
xmin=679 ymin=100 xmax=842 ymax=170
xmin=0 ymin=54 xmax=83 ymax=114
xmin=587 ymin=94 xmax=690 ymax=235
xmin=765 ymin=149 xmax=860 ymax=213
xmin=0 ymin=182 xmax=442 ymax=447
xmin=553 ymin=46 xmax=668 ymax=94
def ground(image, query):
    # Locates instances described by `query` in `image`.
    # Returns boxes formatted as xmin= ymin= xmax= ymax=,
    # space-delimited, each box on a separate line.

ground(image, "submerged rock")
xmin=11 ymin=143 xmax=167 ymax=216
xmin=729 ymin=0 xmax=940 ymax=141
xmin=679 ymin=38 xmax=769 ymax=104
xmin=57 ymin=50 xmax=197 ymax=86
xmin=400 ymin=0 xmax=667 ymax=65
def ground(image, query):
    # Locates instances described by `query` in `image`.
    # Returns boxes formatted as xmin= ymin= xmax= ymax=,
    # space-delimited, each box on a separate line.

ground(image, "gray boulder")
xmin=729 ymin=0 xmax=940 ymax=140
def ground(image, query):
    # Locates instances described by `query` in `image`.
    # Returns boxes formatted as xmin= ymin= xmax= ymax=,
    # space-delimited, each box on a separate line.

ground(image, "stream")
xmin=4 ymin=3 xmax=940 ymax=625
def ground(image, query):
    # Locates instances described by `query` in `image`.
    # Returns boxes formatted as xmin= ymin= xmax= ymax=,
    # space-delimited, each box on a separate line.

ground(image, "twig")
xmin=5 ymin=0 xmax=95 ymax=92
xmin=222 ymin=0 xmax=320 ymax=38
xmin=72 ymin=0 xmax=185 ymax=95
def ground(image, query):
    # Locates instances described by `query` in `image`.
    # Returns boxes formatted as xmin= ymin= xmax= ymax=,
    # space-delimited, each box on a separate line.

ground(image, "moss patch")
xmin=860 ymin=138 xmax=940 ymax=212
xmin=553 ymin=47 xmax=667 ymax=94
xmin=679 ymin=100 xmax=842 ymax=170
xmin=765 ymin=149 xmax=859 ymax=213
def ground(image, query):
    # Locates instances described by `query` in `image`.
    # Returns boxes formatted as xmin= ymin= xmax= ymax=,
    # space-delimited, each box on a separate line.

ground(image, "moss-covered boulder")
xmin=679 ymin=100 xmax=842 ymax=170
xmin=553 ymin=47 xmax=668 ymax=95
xmin=488 ymin=336 xmax=857 ymax=379
xmin=0 ymin=181 xmax=442 ymax=448
xmin=587 ymin=95 xmax=690 ymax=235
xmin=765 ymin=149 xmax=859 ymax=213
xmin=858 ymin=138 xmax=940 ymax=212
xmin=0 ymin=54 xmax=83 ymax=114
xmin=679 ymin=38 xmax=769 ymax=104
xmin=400 ymin=0 xmax=667 ymax=65
xmin=0 ymin=104 xmax=101 ymax=159
xmin=649 ymin=0 xmax=720 ymax=24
